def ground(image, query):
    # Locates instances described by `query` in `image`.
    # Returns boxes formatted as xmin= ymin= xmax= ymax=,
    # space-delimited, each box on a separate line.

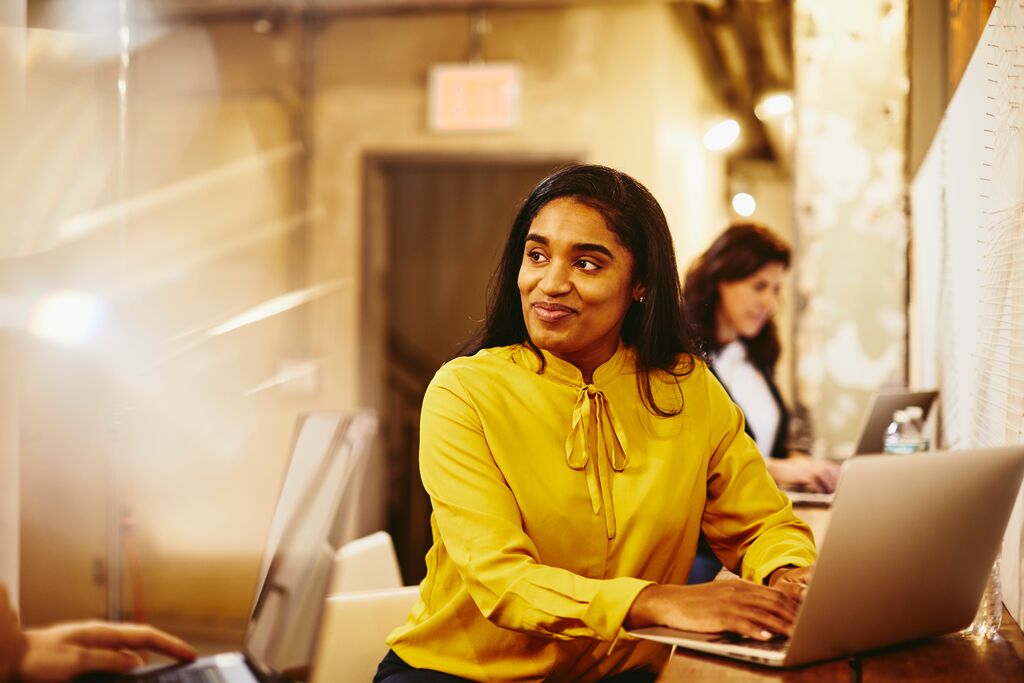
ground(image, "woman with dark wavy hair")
xmin=377 ymin=166 xmax=816 ymax=683
xmin=683 ymin=223 xmax=840 ymax=492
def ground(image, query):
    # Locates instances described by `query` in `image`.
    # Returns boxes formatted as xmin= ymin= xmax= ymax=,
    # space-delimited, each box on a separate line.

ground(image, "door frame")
xmin=358 ymin=151 xmax=581 ymax=413
xmin=358 ymin=151 xmax=580 ymax=576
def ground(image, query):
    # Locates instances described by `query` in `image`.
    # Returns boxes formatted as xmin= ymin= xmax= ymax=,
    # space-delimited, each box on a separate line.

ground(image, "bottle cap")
xmin=905 ymin=406 xmax=924 ymax=419
xmin=892 ymin=409 xmax=908 ymax=422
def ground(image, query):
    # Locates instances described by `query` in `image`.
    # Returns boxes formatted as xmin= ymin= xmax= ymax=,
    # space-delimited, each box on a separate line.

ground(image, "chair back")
xmin=310 ymin=531 xmax=419 ymax=683
xmin=328 ymin=530 xmax=403 ymax=593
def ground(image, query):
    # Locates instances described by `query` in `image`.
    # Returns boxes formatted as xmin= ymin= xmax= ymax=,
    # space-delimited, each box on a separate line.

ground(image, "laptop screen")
xmin=243 ymin=411 xmax=377 ymax=678
xmin=852 ymin=390 xmax=938 ymax=455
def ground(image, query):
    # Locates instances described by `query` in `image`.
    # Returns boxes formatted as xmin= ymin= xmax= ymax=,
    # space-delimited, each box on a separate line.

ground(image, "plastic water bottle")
xmin=903 ymin=406 xmax=930 ymax=451
xmin=964 ymin=558 xmax=1002 ymax=639
xmin=883 ymin=410 xmax=926 ymax=454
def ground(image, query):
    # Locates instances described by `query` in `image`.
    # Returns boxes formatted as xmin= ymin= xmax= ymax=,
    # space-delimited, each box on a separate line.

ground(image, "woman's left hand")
xmin=778 ymin=454 xmax=841 ymax=493
xmin=767 ymin=565 xmax=814 ymax=602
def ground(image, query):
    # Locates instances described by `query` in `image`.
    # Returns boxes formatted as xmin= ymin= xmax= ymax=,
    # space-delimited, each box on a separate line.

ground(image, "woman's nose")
xmin=539 ymin=263 xmax=572 ymax=295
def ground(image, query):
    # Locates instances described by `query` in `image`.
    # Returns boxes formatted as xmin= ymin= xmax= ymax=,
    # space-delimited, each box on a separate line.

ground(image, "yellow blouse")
xmin=387 ymin=343 xmax=815 ymax=682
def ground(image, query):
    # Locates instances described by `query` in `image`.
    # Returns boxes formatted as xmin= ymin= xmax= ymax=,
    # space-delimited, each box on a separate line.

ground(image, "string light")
xmin=732 ymin=192 xmax=756 ymax=217
xmin=755 ymin=93 xmax=793 ymax=120
xmin=703 ymin=119 xmax=740 ymax=151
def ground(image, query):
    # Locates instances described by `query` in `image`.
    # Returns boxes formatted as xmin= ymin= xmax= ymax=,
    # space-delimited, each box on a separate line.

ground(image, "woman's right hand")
xmin=767 ymin=455 xmax=840 ymax=493
xmin=17 ymin=621 xmax=196 ymax=683
xmin=624 ymin=580 xmax=800 ymax=641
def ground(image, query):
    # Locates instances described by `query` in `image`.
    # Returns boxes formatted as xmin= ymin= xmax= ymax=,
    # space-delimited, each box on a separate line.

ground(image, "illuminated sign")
xmin=428 ymin=63 xmax=521 ymax=132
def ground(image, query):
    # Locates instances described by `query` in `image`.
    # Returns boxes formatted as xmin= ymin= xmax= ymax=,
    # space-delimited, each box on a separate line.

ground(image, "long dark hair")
xmin=463 ymin=164 xmax=699 ymax=417
xmin=682 ymin=223 xmax=791 ymax=374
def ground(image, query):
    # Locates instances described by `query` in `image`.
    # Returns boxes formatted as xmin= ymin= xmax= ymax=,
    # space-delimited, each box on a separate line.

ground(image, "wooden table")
xmin=656 ymin=504 xmax=1024 ymax=682
xmin=657 ymin=608 xmax=1023 ymax=682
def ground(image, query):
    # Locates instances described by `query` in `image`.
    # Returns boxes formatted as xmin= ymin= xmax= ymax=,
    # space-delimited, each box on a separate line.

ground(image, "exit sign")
xmin=428 ymin=63 xmax=521 ymax=132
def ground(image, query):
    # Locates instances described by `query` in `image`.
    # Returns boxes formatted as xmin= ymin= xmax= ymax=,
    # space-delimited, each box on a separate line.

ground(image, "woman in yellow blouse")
xmin=379 ymin=165 xmax=816 ymax=682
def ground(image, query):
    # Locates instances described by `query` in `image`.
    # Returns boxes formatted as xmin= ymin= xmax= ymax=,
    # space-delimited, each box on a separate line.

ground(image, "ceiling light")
xmin=755 ymin=93 xmax=793 ymax=120
xmin=703 ymin=119 xmax=741 ymax=151
xmin=731 ymin=192 xmax=756 ymax=217
xmin=31 ymin=291 xmax=105 ymax=346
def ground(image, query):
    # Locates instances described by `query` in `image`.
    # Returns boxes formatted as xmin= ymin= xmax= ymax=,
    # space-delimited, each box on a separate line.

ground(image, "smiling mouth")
xmin=532 ymin=302 xmax=576 ymax=323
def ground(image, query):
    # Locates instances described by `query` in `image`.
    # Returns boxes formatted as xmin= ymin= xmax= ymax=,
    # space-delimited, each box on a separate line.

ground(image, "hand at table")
xmin=625 ymin=580 xmax=801 ymax=641
xmin=18 ymin=621 xmax=196 ymax=683
xmin=0 ymin=586 xmax=25 ymax=683
xmin=768 ymin=454 xmax=841 ymax=493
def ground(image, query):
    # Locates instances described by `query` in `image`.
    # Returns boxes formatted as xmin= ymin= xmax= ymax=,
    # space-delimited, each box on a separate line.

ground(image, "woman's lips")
xmin=532 ymin=302 xmax=576 ymax=323
xmin=741 ymin=315 xmax=769 ymax=335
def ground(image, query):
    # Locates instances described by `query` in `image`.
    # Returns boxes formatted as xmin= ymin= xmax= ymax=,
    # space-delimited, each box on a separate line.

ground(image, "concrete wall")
xmin=792 ymin=0 xmax=909 ymax=455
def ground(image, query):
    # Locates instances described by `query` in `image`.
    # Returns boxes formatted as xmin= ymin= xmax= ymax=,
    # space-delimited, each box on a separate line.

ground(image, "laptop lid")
xmin=852 ymin=389 xmax=938 ymax=455
xmin=243 ymin=410 xmax=378 ymax=678
xmin=253 ymin=413 xmax=351 ymax=606
xmin=783 ymin=445 xmax=1024 ymax=666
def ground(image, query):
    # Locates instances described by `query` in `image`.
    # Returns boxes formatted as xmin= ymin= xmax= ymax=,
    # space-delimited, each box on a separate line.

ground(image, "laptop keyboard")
xmin=732 ymin=638 xmax=788 ymax=652
xmin=81 ymin=663 xmax=232 ymax=679
xmin=708 ymin=634 xmax=789 ymax=652
xmin=74 ymin=665 xmax=233 ymax=683
xmin=132 ymin=666 xmax=230 ymax=683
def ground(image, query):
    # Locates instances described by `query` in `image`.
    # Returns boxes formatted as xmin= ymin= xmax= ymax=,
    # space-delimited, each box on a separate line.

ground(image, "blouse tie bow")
xmin=565 ymin=384 xmax=629 ymax=539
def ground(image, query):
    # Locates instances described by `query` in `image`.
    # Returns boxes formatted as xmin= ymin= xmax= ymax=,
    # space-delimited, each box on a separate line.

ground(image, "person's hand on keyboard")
xmin=17 ymin=621 xmax=196 ymax=683
xmin=767 ymin=565 xmax=814 ymax=603
xmin=767 ymin=455 xmax=840 ymax=493
xmin=625 ymin=579 xmax=802 ymax=641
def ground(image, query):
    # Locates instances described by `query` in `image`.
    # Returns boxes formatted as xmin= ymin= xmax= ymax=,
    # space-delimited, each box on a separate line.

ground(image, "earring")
xmin=638 ymin=295 xmax=645 ymax=304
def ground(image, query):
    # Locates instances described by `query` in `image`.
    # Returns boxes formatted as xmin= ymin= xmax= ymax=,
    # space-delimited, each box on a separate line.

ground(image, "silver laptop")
xmin=82 ymin=410 xmax=378 ymax=683
xmin=851 ymin=388 xmax=938 ymax=455
xmin=631 ymin=445 xmax=1024 ymax=667
xmin=787 ymin=388 xmax=938 ymax=505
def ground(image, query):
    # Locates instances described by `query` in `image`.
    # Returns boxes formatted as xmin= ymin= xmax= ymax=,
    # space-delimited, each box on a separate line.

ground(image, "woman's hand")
xmin=17 ymin=621 xmax=196 ymax=683
xmin=767 ymin=454 xmax=840 ymax=493
xmin=0 ymin=586 xmax=25 ymax=683
xmin=767 ymin=565 xmax=814 ymax=602
xmin=625 ymin=580 xmax=801 ymax=641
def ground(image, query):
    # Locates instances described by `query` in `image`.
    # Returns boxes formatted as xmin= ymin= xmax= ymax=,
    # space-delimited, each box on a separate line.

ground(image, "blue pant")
xmin=687 ymin=535 xmax=722 ymax=584
xmin=373 ymin=650 xmax=657 ymax=683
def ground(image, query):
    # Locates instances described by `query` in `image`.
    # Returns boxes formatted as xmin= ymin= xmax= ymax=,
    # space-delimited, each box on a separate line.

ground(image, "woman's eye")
xmin=576 ymin=258 xmax=599 ymax=271
xmin=527 ymin=250 xmax=547 ymax=263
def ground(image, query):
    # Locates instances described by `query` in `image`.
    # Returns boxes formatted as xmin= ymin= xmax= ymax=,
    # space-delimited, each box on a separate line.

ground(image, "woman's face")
xmin=517 ymin=197 xmax=641 ymax=377
xmin=715 ymin=262 xmax=786 ymax=344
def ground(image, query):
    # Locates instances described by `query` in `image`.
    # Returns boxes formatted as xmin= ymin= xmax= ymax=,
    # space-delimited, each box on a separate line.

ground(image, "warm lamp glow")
xmin=31 ymin=291 xmax=105 ymax=346
xmin=732 ymin=192 xmax=756 ymax=217
xmin=703 ymin=119 xmax=741 ymax=151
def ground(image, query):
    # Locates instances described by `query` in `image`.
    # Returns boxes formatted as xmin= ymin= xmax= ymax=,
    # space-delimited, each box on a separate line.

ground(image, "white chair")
xmin=310 ymin=531 xmax=420 ymax=683
xmin=327 ymin=530 xmax=404 ymax=594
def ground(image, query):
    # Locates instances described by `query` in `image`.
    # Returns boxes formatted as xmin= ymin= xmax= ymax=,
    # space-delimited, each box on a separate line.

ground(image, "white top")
xmin=712 ymin=341 xmax=780 ymax=459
